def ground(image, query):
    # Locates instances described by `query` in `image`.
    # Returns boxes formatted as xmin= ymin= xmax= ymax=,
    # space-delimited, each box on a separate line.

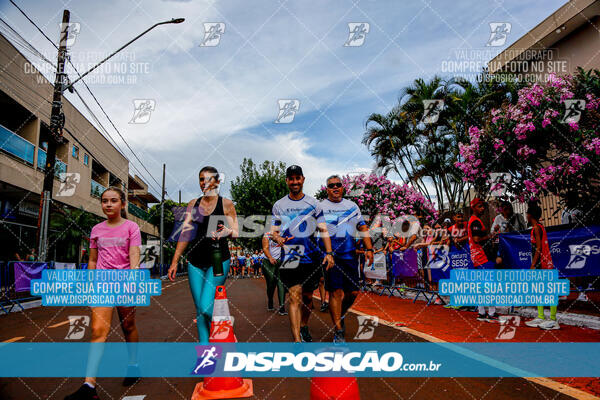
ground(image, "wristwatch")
xmin=365 ymin=249 xmax=374 ymax=252
xmin=326 ymin=251 xmax=334 ymax=255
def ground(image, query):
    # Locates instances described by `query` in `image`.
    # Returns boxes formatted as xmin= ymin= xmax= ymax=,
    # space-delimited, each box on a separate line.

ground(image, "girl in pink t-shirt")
xmin=65 ymin=187 xmax=141 ymax=400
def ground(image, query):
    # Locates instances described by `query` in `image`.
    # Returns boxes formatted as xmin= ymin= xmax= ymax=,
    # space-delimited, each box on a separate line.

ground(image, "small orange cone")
xmin=310 ymin=377 xmax=360 ymax=400
xmin=191 ymin=286 xmax=253 ymax=400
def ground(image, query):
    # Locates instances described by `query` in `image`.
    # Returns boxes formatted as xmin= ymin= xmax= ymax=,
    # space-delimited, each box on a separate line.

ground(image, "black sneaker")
xmin=333 ymin=329 xmax=345 ymax=344
xmin=320 ymin=302 xmax=329 ymax=312
xmin=278 ymin=306 xmax=288 ymax=315
xmin=64 ymin=384 xmax=100 ymax=400
xmin=300 ymin=326 xmax=313 ymax=342
xmin=267 ymin=301 xmax=274 ymax=311
xmin=477 ymin=313 xmax=488 ymax=321
xmin=486 ymin=314 xmax=499 ymax=323
xmin=122 ymin=364 xmax=140 ymax=386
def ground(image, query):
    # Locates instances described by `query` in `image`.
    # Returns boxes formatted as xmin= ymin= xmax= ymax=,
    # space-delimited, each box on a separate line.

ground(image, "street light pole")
xmin=37 ymin=10 xmax=69 ymax=261
xmin=160 ymin=164 xmax=165 ymax=274
xmin=63 ymin=18 xmax=185 ymax=93
xmin=35 ymin=15 xmax=184 ymax=261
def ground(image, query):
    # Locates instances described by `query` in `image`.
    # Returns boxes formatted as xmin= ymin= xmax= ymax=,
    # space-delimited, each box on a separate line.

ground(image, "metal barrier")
xmin=0 ymin=260 xmax=191 ymax=315
xmin=359 ymin=250 xmax=445 ymax=306
xmin=0 ymin=261 xmax=49 ymax=315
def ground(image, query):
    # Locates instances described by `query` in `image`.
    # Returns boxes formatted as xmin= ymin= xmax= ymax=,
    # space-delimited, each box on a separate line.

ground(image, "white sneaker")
xmin=576 ymin=292 xmax=589 ymax=302
xmin=539 ymin=319 xmax=560 ymax=330
xmin=524 ymin=318 xmax=546 ymax=328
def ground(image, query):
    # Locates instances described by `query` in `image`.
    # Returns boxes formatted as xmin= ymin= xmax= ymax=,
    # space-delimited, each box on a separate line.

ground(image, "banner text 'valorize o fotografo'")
xmin=30 ymin=269 xmax=161 ymax=306
xmin=439 ymin=269 xmax=569 ymax=306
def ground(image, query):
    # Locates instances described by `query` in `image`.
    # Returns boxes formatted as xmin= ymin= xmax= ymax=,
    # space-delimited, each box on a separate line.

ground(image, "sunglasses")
xmin=327 ymin=183 xmax=343 ymax=189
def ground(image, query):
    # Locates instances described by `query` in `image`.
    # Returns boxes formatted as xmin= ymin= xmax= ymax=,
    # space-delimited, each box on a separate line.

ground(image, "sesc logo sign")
xmin=566 ymin=239 xmax=600 ymax=269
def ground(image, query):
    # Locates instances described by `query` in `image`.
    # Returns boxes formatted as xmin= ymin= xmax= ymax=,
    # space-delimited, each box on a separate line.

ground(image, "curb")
xmin=5 ymin=299 xmax=42 ymax=313
xmin=378 ymin=288 xmax=600 ymax=331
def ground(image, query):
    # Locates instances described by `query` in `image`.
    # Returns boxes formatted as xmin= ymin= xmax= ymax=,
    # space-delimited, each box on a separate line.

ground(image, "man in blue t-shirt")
xmin=238 ymin=255 xmax=246 ymax=278
xmin=271 ymin=165 xmax=335 ymax=343
xmin=320 ymin=174 xmax=373 ymax=343
xmin=252 ymin=251 xmax=261 ymax=278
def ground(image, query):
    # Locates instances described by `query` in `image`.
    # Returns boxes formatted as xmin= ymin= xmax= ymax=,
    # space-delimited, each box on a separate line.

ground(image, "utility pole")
xmin=36 ymin=10 xmax=69 ymax=261
xmin=160 ymin=164 xmax=165 ymax=273
xmin=178 ymin=190 xmax=181 ymax=204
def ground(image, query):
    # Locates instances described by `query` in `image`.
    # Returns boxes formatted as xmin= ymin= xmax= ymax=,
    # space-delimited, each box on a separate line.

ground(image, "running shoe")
xmin=333 ymin=329 xmax=346 ymax=344
xmin=300 ymin=326 xmax=313 ymax=342
xmin=267 ymin=301 xmax=274 ymax=311
xmin=576 ymin=292 xmax=589 ymax=302
xmin=539 ymin=319 xmax=560 ymax=330
xmin=434 ymin=297 xmax=443 ymax=305
xmin=486 ymin=314 xmax=499 ymax=323
xmin=477 ymin=313 xmax=487 ymax=321
xmin=122 ymin=364 xmax=140 ymax=386
xmin=524 ymin=318 xmax=546 ymax=328
xmin=64 ymin=384 xmax=100 ymax=400
xmin=320 ymin=302 xmax=329 ymax=312
xmin=278 ymin=306 xmax=288 ymax=316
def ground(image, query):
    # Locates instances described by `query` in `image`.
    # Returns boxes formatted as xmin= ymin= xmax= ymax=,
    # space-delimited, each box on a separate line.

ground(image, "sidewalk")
xmin=347 ymin=291 xmax=600 ymax=397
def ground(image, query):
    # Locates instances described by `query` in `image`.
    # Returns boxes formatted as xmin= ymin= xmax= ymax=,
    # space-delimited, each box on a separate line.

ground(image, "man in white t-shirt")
xmin=561 ymin=208 xmax=583 ymax=225
xmin=491 ymin=201 xmax=526 ymax=267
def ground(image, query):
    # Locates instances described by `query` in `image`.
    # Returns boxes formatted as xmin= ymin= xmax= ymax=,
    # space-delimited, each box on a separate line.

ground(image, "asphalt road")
xmin=0 ymin=276 xmax=581 ymax=400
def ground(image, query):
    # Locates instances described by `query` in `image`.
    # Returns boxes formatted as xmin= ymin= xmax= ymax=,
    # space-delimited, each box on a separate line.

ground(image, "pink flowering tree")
xmin=315 ymin=173 xmax=438 ymax=223
xmin=455 ymin=68 xmax=600 ymax=222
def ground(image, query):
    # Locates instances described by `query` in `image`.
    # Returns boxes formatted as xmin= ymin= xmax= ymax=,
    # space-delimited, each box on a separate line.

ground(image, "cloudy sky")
xmin=0 ymin=0 xmax=566 ymax=202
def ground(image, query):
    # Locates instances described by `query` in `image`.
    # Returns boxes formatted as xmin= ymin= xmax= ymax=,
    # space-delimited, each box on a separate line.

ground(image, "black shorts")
xmin=279 ymin=259 xmax=323 ymax=292
xmin=325 ymin=257 xmax=360 ymax=292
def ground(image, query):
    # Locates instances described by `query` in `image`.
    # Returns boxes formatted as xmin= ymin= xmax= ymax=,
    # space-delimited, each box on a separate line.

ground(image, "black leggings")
xmin=262 ymin=259 xmax=285 ymax=307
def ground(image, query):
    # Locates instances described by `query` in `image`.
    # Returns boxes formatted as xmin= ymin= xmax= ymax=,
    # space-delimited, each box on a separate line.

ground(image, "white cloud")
xmin=0 ymin=0 xmax=567 ymax=205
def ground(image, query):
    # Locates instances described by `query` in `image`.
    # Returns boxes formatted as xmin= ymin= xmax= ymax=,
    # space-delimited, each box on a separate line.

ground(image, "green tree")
xmin=148 ymin=199 xmax=186 ymax=264
xmin=148 ymin=199 xmax=185 ymax=239
xmin=230 ymin=158 xmax=288 ymax=251
xmin=363 ymin=72 xmax=524 ymax=212
xmin=49 ymin=205 xmax=101 ymax=262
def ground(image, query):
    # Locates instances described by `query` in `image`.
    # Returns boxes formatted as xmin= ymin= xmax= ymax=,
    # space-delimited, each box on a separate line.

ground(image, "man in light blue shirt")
xmin=320 ymin=175 xmax=373 ymax=343
xmin=271 ymin=165 xmax=335 ymax=343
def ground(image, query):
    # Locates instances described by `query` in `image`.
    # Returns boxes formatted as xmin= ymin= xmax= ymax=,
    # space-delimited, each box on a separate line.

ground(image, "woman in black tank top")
xmin=167 ymin=166 xmax=239 ymax=342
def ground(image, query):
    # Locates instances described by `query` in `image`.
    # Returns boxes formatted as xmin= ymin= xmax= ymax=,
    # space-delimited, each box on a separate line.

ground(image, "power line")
xmin=74 ymin=78 xmax=166 ymax=193
xmin=0 ymin=18 xmax=55 ymax=68
xmin=7 ymin=1 xmax=166 ymax=199
xmin=71 ymin=86 xmax=163 ymax=196
xmin=0 ymin=24 xmax=143 ymax=189
xmin=9 ymin=0 xmax=58 ymax=51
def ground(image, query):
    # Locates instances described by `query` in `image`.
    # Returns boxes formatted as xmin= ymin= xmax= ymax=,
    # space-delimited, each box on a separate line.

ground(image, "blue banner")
xmin=30 ymin=269 xmax=162 ymax=307
xmin=499 ymin=225 xmax=600 ymax=277
xmin=429 ymin=245 xmax=474 ymax=282
xmin=0 ymin=343 xmax=598 ymax=378
xmin=439 ymin=269 xmax=569 ymax=306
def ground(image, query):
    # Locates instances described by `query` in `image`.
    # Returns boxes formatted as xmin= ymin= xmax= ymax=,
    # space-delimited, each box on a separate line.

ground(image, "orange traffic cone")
xmin=310 ymin=377 xmax=360 ymax=400
xmin=191 ymin=286 xmax=253 ymax=400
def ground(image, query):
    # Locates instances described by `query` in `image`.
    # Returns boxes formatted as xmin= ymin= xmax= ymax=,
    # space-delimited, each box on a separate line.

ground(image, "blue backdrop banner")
xmin=499 ymin=225 xmax=600 ymax=277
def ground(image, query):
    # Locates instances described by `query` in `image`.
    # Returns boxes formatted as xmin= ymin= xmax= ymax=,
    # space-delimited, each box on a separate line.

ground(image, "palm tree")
xmin=363 ymin=72 xmax=524 ymax=213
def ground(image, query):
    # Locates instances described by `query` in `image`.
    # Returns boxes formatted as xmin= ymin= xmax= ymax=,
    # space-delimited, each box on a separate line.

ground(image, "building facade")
xmin=0 ymin=32 xmax=158 ymax=262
